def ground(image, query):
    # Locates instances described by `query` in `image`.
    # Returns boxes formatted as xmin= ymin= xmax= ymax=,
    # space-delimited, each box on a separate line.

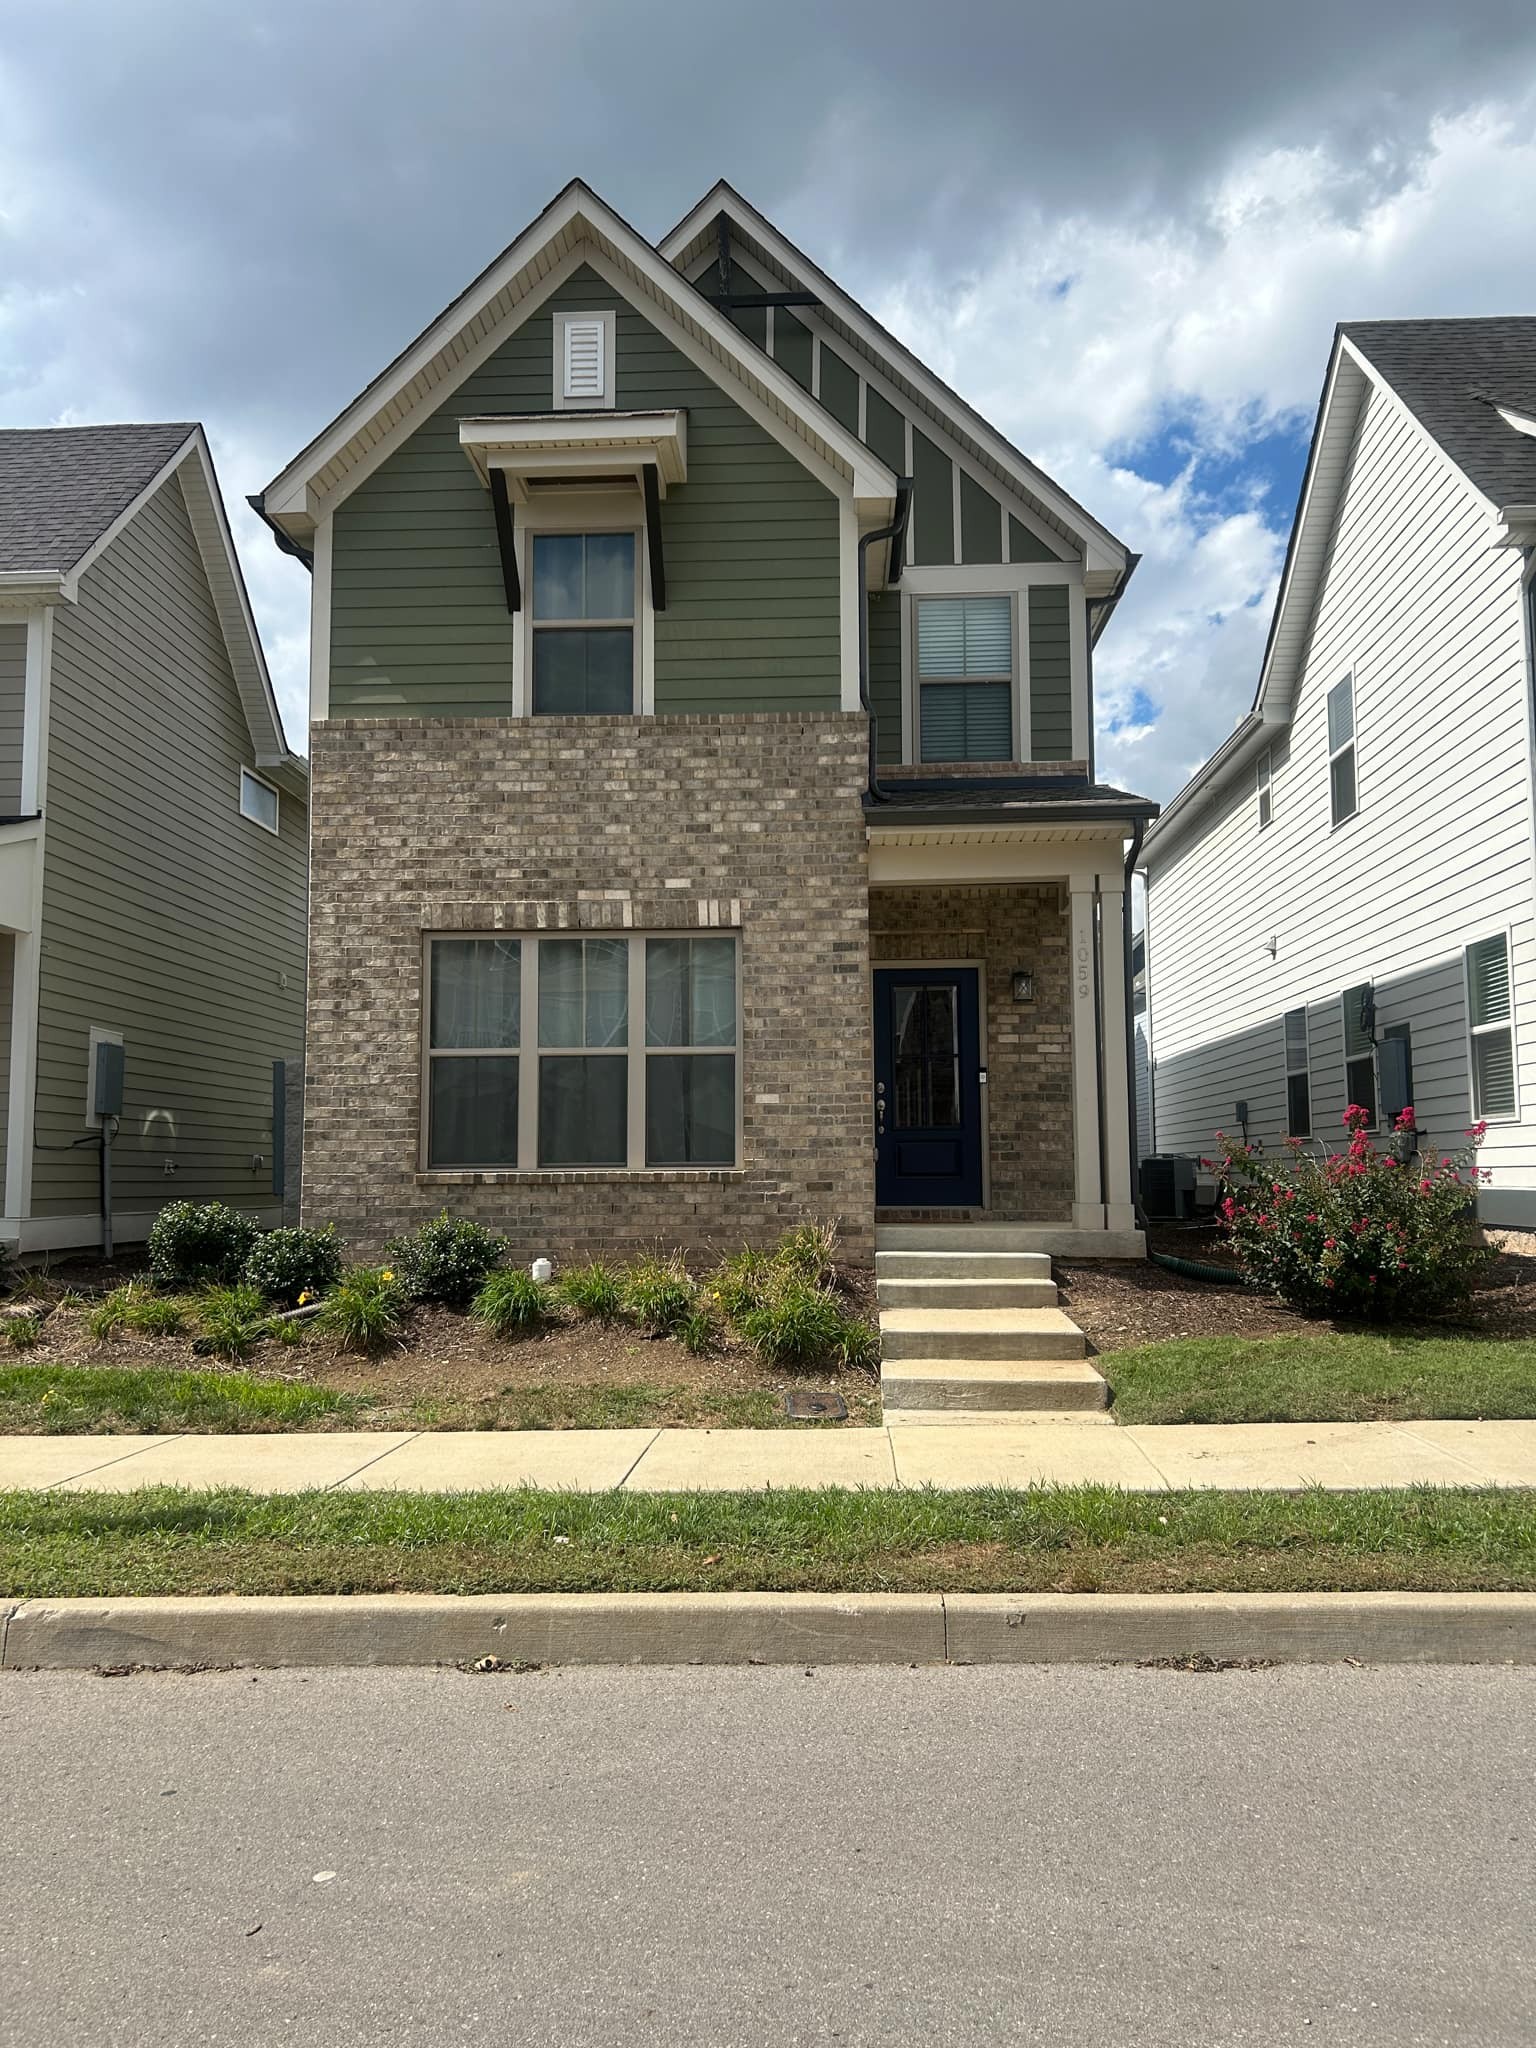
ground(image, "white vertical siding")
xmin=1144 ymin=381 xmax=1536 ymax=1208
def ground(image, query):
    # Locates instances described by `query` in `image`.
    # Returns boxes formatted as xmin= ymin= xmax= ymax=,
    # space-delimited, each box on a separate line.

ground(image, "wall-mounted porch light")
xmin=1011 ymin=969 xmax=1035 ymax=1003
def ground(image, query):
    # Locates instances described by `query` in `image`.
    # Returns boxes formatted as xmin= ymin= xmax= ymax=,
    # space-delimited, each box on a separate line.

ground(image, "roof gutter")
xmin=246 ymin=492 xmax=314 ymax=573
xmin=857 ymin=478 xmax=913 ymax=805
xmin=1139 ymin=710 xmax=1267 ymax=861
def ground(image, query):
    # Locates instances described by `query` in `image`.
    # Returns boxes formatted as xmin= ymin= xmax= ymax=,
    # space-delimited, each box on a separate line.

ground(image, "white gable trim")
xmin=260 ymin=180 xmax=896 ymax=533
xmin=661 ymin=182 xmax=1130 ymax=586
xmin=63 ymin=430 xmax=301 ymax=776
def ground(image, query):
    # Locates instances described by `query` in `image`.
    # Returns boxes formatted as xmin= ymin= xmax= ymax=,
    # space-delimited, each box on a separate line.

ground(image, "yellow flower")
xmin=380 ymin=1269 xmax=395 ymax=1283
xmin=298 ymin=1291 xmax=311 ymax=1306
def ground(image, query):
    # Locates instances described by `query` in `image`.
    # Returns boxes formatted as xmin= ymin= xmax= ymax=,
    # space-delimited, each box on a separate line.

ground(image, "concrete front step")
xmin=875 ymin=1224 xmax=1146 ymax=1259
xmin=879 ymin=1306 xmax=1086 ymax=1362
xmin=881 ymin=1357 xmax=1110 ymax=1412
xmin=884 ymin=1406 xmax=1115 ymax=1427
xmin=876 ymin=1277 xmax=1059 ymax=1311
xmin=874 ymin=1250 xmax=1053 ymax=1281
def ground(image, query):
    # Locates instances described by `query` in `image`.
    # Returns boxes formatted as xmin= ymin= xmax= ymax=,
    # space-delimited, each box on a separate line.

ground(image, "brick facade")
xmin=870 ymin=884 xmax=1075 ymax=1222
xmin=304 ymin=713 xmax=876 ymax=1261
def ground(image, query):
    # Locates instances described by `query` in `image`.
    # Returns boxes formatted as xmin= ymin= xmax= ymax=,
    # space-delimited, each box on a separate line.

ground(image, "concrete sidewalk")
xmin=2 ymin=1416 xmax=1535 ymax=1493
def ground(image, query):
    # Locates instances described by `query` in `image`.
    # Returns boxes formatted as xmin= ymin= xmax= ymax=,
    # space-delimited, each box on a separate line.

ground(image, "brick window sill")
xmin=415 ymin=1169 xmax=748 ymax=1187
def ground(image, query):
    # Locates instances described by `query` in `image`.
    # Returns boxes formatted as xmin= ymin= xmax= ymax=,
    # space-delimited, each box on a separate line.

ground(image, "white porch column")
xmin=1068 ymin=884 xmax=1104 ymax=1231
xmin=1097 ymin=877 xmax=1136 ymax=1232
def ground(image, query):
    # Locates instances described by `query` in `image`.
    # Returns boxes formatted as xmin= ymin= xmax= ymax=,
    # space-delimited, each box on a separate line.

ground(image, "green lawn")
xmin=0 ymin=1364 xmax=870 ymax=1435
xmin=1104 ymin=1333 xmax=1536 ymax=1426
xmin=1 ymin=1483 xmax=1531 ymax=1597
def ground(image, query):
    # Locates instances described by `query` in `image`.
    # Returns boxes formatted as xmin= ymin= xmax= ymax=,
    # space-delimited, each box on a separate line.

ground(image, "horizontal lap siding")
xmin=0 ymin=624 xmax=25 ymax=815
xmin=36 ymin=474 xmax=308 ymax=1222
xmin=330 ymin=267 xmax=840 ymax=718
xmin=867 ymin=589 xmax=902 ymax=764
xmin=1028 ymin=584 xmax=1072 ymax=760
xmin=1145 ymin=385 xmax=1536 ymax=1192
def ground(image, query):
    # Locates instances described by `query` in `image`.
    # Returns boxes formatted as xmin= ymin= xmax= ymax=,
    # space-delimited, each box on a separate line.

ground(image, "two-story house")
xmin=1140 ymin=319 xmax=1536 ymax=1225
xmin=0 ymin=424 xmax=308 ymax=1252
xmin=256 ymin=180 xmax=1156 ymax=1265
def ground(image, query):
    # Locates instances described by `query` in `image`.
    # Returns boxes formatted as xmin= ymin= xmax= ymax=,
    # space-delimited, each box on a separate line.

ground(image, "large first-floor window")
xmin=425 ymin=932 xmax=739 ymax=1170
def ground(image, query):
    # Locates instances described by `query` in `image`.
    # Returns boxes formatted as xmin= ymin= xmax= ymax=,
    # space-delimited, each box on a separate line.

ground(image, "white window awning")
xmin=458 ymin=410 xmax=687 ymax=502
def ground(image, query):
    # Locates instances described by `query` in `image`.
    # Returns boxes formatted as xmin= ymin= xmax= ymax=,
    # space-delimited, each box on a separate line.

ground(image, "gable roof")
xmin=0 ymin=423 xmax=195 ymax=574
xmin=0 ymin=424 xmax=302 ymax=777
xmin=658 ymin=181 xmax=1134 ymax=601
xmin=1143 ymin=315 xmax=1536 ymax=862
xmin=256 ymin=179 xmax=898 ymax=543
xmin=1343 ymin=318 xmax=1536 ymax=514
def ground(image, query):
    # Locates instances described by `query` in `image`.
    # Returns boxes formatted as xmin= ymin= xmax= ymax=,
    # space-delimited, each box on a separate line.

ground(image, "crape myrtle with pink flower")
xmin=1211 ymin=1106 xmax=1496 ymax=1318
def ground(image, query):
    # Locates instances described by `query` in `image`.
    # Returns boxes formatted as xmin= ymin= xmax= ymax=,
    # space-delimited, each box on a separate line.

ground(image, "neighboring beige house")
xmin=0 ymin=424 xmax=308 ymax=1252
xmin=256 ymin=179 xmax=1156 ymax=1264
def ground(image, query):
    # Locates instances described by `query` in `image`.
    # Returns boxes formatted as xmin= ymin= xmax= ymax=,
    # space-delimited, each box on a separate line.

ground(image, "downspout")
xmin=1123 ymin=819 xmax=1148 ymax=1230
xmin=857 ymin=479 xmax=913 ymax=802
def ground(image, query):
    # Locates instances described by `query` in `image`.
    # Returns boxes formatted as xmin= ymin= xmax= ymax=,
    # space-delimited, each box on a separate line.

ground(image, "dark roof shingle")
xmin=0 ymin=423 xmax=196 ymax=574
xmin=1342 ymin=319 xmax=1536 ymax=509
xmin=865 ymin=773 xmax=1158 ymax=825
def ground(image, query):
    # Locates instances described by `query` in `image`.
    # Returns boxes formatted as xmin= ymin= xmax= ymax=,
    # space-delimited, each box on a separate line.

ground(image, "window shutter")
xmin=1474 ymin=1032 xmax=1517 ymax=1119
xmin=1343 ymin=983 xmax=1373 ymax=1058
xmin=1468 ymin=934 xmax=1511 ymax=1027
xmin=1284 ymin=1008 xmax=1308 ymax=1067
xmin=562 ymin=317 xmax=606 ymax=402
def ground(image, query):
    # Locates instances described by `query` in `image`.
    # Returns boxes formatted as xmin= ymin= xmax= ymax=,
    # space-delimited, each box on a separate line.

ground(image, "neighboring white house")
xmin=1139 ymin=319 xmax=1536 ymax=1226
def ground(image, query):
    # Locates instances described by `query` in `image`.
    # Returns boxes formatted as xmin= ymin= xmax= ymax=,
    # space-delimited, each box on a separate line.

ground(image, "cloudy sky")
xmin=4 ymin=1 xmax=1534 ymax=798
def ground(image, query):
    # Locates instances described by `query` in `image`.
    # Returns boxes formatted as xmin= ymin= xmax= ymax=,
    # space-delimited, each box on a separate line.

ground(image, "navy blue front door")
xmin=873 ymin=967 xmax=983 ymax=1207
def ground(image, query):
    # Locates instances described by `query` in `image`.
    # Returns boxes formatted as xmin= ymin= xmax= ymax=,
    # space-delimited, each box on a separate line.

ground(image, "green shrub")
xmin=383 ymin=1212 xmax=507 ymax=1309
xmin=4 ymin=1312 xmax=41 ymax=1351
xmin=195 ymin=1285 xmax=269 ymax=1362
xmin=738 ymin=1279 xmax=878 ymax=1370
xmin=620 ymin=1255 xmax=697 ymax=1337
xmin=148 ymin=1201 xmax=261 ymax=1289
xmin=1217 ymin=1108 xmax=1497 ymax=1319
xmin=556 ymin=1261 xmax=623 ymax=1320
xmin=317 ymin=1266 xmax=406 ymax=1356
xmin=244 ymin=1225 xmax=344 ymax=1307
xmin=472 ymin=1269 xmax=552 ymax=1339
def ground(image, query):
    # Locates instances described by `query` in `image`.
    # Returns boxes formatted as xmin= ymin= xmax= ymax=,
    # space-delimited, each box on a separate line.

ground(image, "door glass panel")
xmin=889 ymin=982 xmax=961 ymax=1130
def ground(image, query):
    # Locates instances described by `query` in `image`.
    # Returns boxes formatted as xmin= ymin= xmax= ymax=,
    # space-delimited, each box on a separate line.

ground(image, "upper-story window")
xmin=1256 ymin=746 xmax=1273 ymax=830
xmin=238 ymin=767 xmax=279 ymax=835
xmin=1466 ymin=932 xmax=1517 ymax=1120
xmin=531 ymin=532 xmax=637 ymax=714
xmin=553 ymin=310 xmax=615 ymax=409
xmin=916 ymin=595 xmax=1014 ymax=762
xmin=1328 ymin=674 xmax=1357 ymax=827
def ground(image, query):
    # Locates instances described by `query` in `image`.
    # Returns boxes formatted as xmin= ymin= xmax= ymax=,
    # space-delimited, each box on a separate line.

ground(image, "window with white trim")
xmin=1256 ymin=746 xmax=1273 ymax=830
xmin=239 ymin=768 xmax=279 ymax=834
xmin=1342 ymin=981 xmax=1376 ymax=1127
xmin=530 ymin=531 xmax=637 ymax=714
xmin=1284 ymin=1006 xmax=1310 ymax=1137
xmin=1466 ymin=933 xmax=1517 ymax=1120
xmin=915 ymin=595 xmax=1014 ymax=762
xmin=553 ymin=309 xmax=615 ymax=410
xmin=424 ymin=934 xmax=739 ymax=1170
xmin=1327 ymin=674 xmax=1357 ymax=826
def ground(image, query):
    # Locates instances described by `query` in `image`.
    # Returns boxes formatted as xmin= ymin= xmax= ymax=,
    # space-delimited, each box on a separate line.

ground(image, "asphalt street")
xmin=1 ymin=1662 xmax=1531 ymax=2046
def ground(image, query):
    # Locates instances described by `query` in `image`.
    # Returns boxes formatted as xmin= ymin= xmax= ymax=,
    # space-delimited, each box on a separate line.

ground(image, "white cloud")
xmin=867 ymin=96 xmax=1536 ymax=797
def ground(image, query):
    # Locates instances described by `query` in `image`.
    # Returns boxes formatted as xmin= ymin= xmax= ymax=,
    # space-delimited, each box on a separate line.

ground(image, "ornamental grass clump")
xmin=619 ymin=1255 xmax=697 ymax=1337
xmin=317 ymin=1266 xmax=407 ymax=1356
xmin=1216 ymin=1105 xmax=1496 ymax=1319
xmin=737 ymin=1278 xmax=879 ymax=1371
xmin=472 ymin=1269 xmax=552 ymax=1339
xmin=555 ymin=1261 xmax=623 ymax=1321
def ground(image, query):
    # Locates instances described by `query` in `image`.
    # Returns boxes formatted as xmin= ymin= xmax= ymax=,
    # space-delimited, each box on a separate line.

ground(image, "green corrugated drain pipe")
xmin=1147 ymin=1250 xmax=1257 ymax=1288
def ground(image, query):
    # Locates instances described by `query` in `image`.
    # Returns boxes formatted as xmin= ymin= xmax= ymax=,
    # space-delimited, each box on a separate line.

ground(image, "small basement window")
xmin=239 ymin=768 xmax=279 ymax=835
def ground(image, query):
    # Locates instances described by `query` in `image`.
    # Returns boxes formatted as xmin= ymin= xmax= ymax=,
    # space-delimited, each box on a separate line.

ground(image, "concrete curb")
xmin=2 ymin=1592 xmax=1534 ymax=1671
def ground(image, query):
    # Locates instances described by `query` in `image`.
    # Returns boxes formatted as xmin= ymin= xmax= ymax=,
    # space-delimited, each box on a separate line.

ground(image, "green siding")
xmin=725 ymin=302 xmax=767 ymax=352
xmin=775 ymin=309 xmax=814 ymax=393
xmin=1009 ymin=513 xmax=1060 ymax=564
xmin=911 ymin=429 xmax=954 ymax=566
xmin=1028 ymin=582 xmax=1074 ymax=760
xmin=867 ymin=589 xmax=903 ymax=765
xmin=818 ymin=346 xmax=859 ymax=435
xmin=38 ymin=473 xmax=308 ymax=1225
xmin=959 ymin=471 xmax=1003 ymax=565
xmin=330 ymin=267 xmax=841 ymax=717
xmin=864 ymin=387 xmax=905 ymax=477
xmin=0 ymin=624 xmax=25 ymax=815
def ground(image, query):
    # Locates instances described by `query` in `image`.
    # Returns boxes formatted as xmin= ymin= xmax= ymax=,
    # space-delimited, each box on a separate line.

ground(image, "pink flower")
xmin=1323 ymin=1237 xmax=1337 ymax=1249
xmin=1419 ymin=1179 xmax=1431 ymax=1193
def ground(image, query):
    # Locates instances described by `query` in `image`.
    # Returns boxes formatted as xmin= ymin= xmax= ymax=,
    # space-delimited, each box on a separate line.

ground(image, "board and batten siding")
xmin=329 ymin=266 xmax=841 ymax=719
xmin=36 ymin=471 xmax=308 ymax=1226
xmin=0 ymin=623 xmax=26 ymax=816
xmin=1144 ymin=381 xmax=1536 ymax=1214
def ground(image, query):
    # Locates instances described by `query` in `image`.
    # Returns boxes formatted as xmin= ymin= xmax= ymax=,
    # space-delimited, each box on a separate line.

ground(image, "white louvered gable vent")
xmin=555 ymin=310 xmax=614 ymax=409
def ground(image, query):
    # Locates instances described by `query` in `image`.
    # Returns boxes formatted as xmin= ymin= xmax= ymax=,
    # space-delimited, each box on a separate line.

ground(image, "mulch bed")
xmin=1058 ymin=1225 xmax=1536 ymax=1354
